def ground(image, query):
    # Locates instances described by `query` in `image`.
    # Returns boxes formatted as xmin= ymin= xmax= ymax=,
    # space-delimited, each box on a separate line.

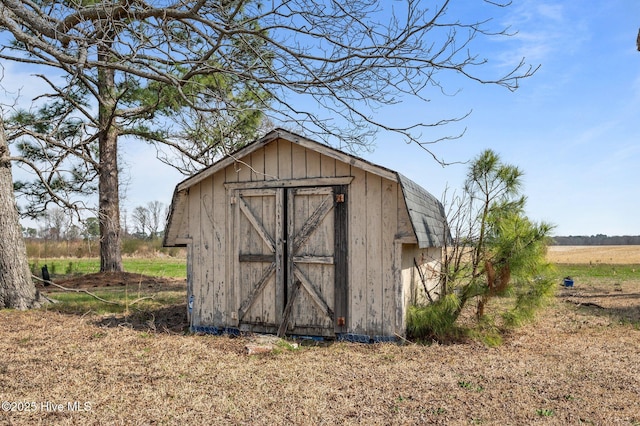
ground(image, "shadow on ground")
xmin=560 ymin=285 xmax=640 ymax=325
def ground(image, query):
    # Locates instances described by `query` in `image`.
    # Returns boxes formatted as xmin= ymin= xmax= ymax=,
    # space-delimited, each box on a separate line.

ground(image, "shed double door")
xmin=234 ymin=186 xmax=346 ymax=337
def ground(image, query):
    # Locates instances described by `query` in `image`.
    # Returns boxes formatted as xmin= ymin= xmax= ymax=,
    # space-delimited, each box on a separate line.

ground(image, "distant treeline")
xmin=551 ymin=235 xmax=640 ymax=245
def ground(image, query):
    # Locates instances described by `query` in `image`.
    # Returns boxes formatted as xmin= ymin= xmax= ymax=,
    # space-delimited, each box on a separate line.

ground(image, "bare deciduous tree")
xmin=44 ymin=207 xmax=67 ymax=241
xmin=0 ymin=0 xmax=537 ymax=276
xmin=131 ymin=206 xmax=150 ymax=239
xmin=130 ymin=201 xmax=164 ymax=238
xmin=146 ymin=201 xmax=164 ymax=239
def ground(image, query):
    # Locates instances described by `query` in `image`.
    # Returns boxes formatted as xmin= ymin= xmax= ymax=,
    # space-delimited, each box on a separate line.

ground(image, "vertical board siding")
xmin=264 ymin=141 xmax=278 ymax=181
xmin=381 ymin=179 xmax=398 ymax=336
xmin=278 ymin=139 xmax=293 ymax=179
xmin=212 ymin=172 xmax=227 ymax=325
xmin=199 ymin=177 xmax=215 ymax=324
xmin=418 ymin=247 xmax=443 ymax=303
xmin=251 ymin=148 xmax=266 ymax=181
xmin=399 ymin=244 xmax=417 ymax=330
xmin=320 ymin=153 xmax=336 ymax=178
xmin=186 ymin=244 xmax=193 ymax=326
xmin=394 ymin=240 xmax=405 ymax=335
xmin=349 ymin=166 xmax=367 ymax=334
xmin=334 ymin=159 xmax=350 ymax=179
xmin=225 ymin=163 xmax=239 ymax=328
xmin=306 ymin=149 xmax=321 ymax=178
xmin=365 ymin=172 xmax=383 ymax=336
xmin=291 ymin=142 xmax=306 ymax=179
xmin=236 ymin=153 xmax=252 ymax=182
xmin=188 ymin=182 xmax=202 ymax=326
xmin=400 ymin=245 xmax=442 ymax=307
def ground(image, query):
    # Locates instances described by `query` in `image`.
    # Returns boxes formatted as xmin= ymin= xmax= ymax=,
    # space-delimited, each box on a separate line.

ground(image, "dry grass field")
xmin=547 ymin=245 xmax=640 ymax=264
xmin=1 ymin=246 xmax=639 ymax=425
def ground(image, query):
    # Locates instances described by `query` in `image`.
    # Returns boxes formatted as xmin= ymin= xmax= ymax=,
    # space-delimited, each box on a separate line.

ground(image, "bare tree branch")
xmin=32 ymin=274 xmax=155 ymax=306
xmin=1 ymin=0 xmax=538 ymax=162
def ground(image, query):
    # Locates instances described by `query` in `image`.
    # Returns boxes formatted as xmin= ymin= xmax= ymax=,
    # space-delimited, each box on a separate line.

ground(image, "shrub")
xmin=406 ymin=294 xmax=462 ymax=341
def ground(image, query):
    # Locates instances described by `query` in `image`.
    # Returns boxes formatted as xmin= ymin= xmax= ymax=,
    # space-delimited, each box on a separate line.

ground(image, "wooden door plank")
xmin=239 ymin=254 xmax=276 ymax=263
xmin=232 ymin=188 xmax=241 ymax=324
xmin=233 ymin=187 xmax=281 ymax=329
xmin=274 ymin=189 xmax=285 ymax=325
xmin=277 ymin=280 xmax=301 ymax=337
xmin=238 ymin=195 xmax=276 ymax=253
xmin=286 ymin=187 xmax=296 ymax=328
xmin=290 ymin=194 xmax=334 ymax=255
xmin=238 ymin=262 xmax=276 ymax=320
xmin=242 ymin=191 xmax=263 ymax=322
xmin=260 ymin=189 xmax=277 ymax=325
xmin=293 ymin=265 xmax=334 ymax=321
xmin=292 ymin=255 xmax=334 ymax=264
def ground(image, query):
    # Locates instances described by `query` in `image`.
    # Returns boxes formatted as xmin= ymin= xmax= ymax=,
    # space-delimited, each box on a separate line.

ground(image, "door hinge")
xmin=230 ymin=196 xmax=237 ymax=205
xmin=335 ymin=193 xmax=345 ymax=203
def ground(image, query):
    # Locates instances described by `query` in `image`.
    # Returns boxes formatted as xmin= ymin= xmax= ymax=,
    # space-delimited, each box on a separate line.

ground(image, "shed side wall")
xmin=348 ymin=170 xmax=408 ymax=337
xmin=401 ymin=245 xmax=443 ymax=311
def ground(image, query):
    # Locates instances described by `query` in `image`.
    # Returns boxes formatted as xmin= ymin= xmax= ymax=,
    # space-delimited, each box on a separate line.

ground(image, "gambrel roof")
xmin=397 ymin=173 xmax=449 ymax=248
xmin=164 ymin=128 xmax=449 ymax=248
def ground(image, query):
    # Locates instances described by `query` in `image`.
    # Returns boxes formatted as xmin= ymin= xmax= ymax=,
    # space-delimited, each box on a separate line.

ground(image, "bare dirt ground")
xmin=54 ymin=271 xmax=186 ymax=291
xmin=1 ymin=250 xmax=639 ymax=425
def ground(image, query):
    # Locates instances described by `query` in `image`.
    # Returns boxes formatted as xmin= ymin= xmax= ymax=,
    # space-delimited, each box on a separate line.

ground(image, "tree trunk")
xmin=0 ymin=120 xmax=41 ymax=309
xmin=98 ymin=47 xmax=123 ymax=273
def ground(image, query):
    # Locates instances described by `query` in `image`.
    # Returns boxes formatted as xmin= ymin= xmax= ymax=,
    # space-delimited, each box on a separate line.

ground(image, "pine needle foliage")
xmin=406 ymin=293 xmax=461 ymax=341
xmin=408 ymin=149 xmax=555 ymax=343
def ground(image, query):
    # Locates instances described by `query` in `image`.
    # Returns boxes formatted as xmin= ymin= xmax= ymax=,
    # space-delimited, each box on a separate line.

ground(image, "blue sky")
xmin=362 ymin=0 xmax=640 ymax=236
xmin=4 ymin=0 xmax=640 ymax=236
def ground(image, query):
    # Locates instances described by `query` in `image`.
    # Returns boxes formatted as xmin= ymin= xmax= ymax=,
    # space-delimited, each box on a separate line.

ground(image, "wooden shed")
xmin=164 ymin=129 xmax=448 ymax=342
